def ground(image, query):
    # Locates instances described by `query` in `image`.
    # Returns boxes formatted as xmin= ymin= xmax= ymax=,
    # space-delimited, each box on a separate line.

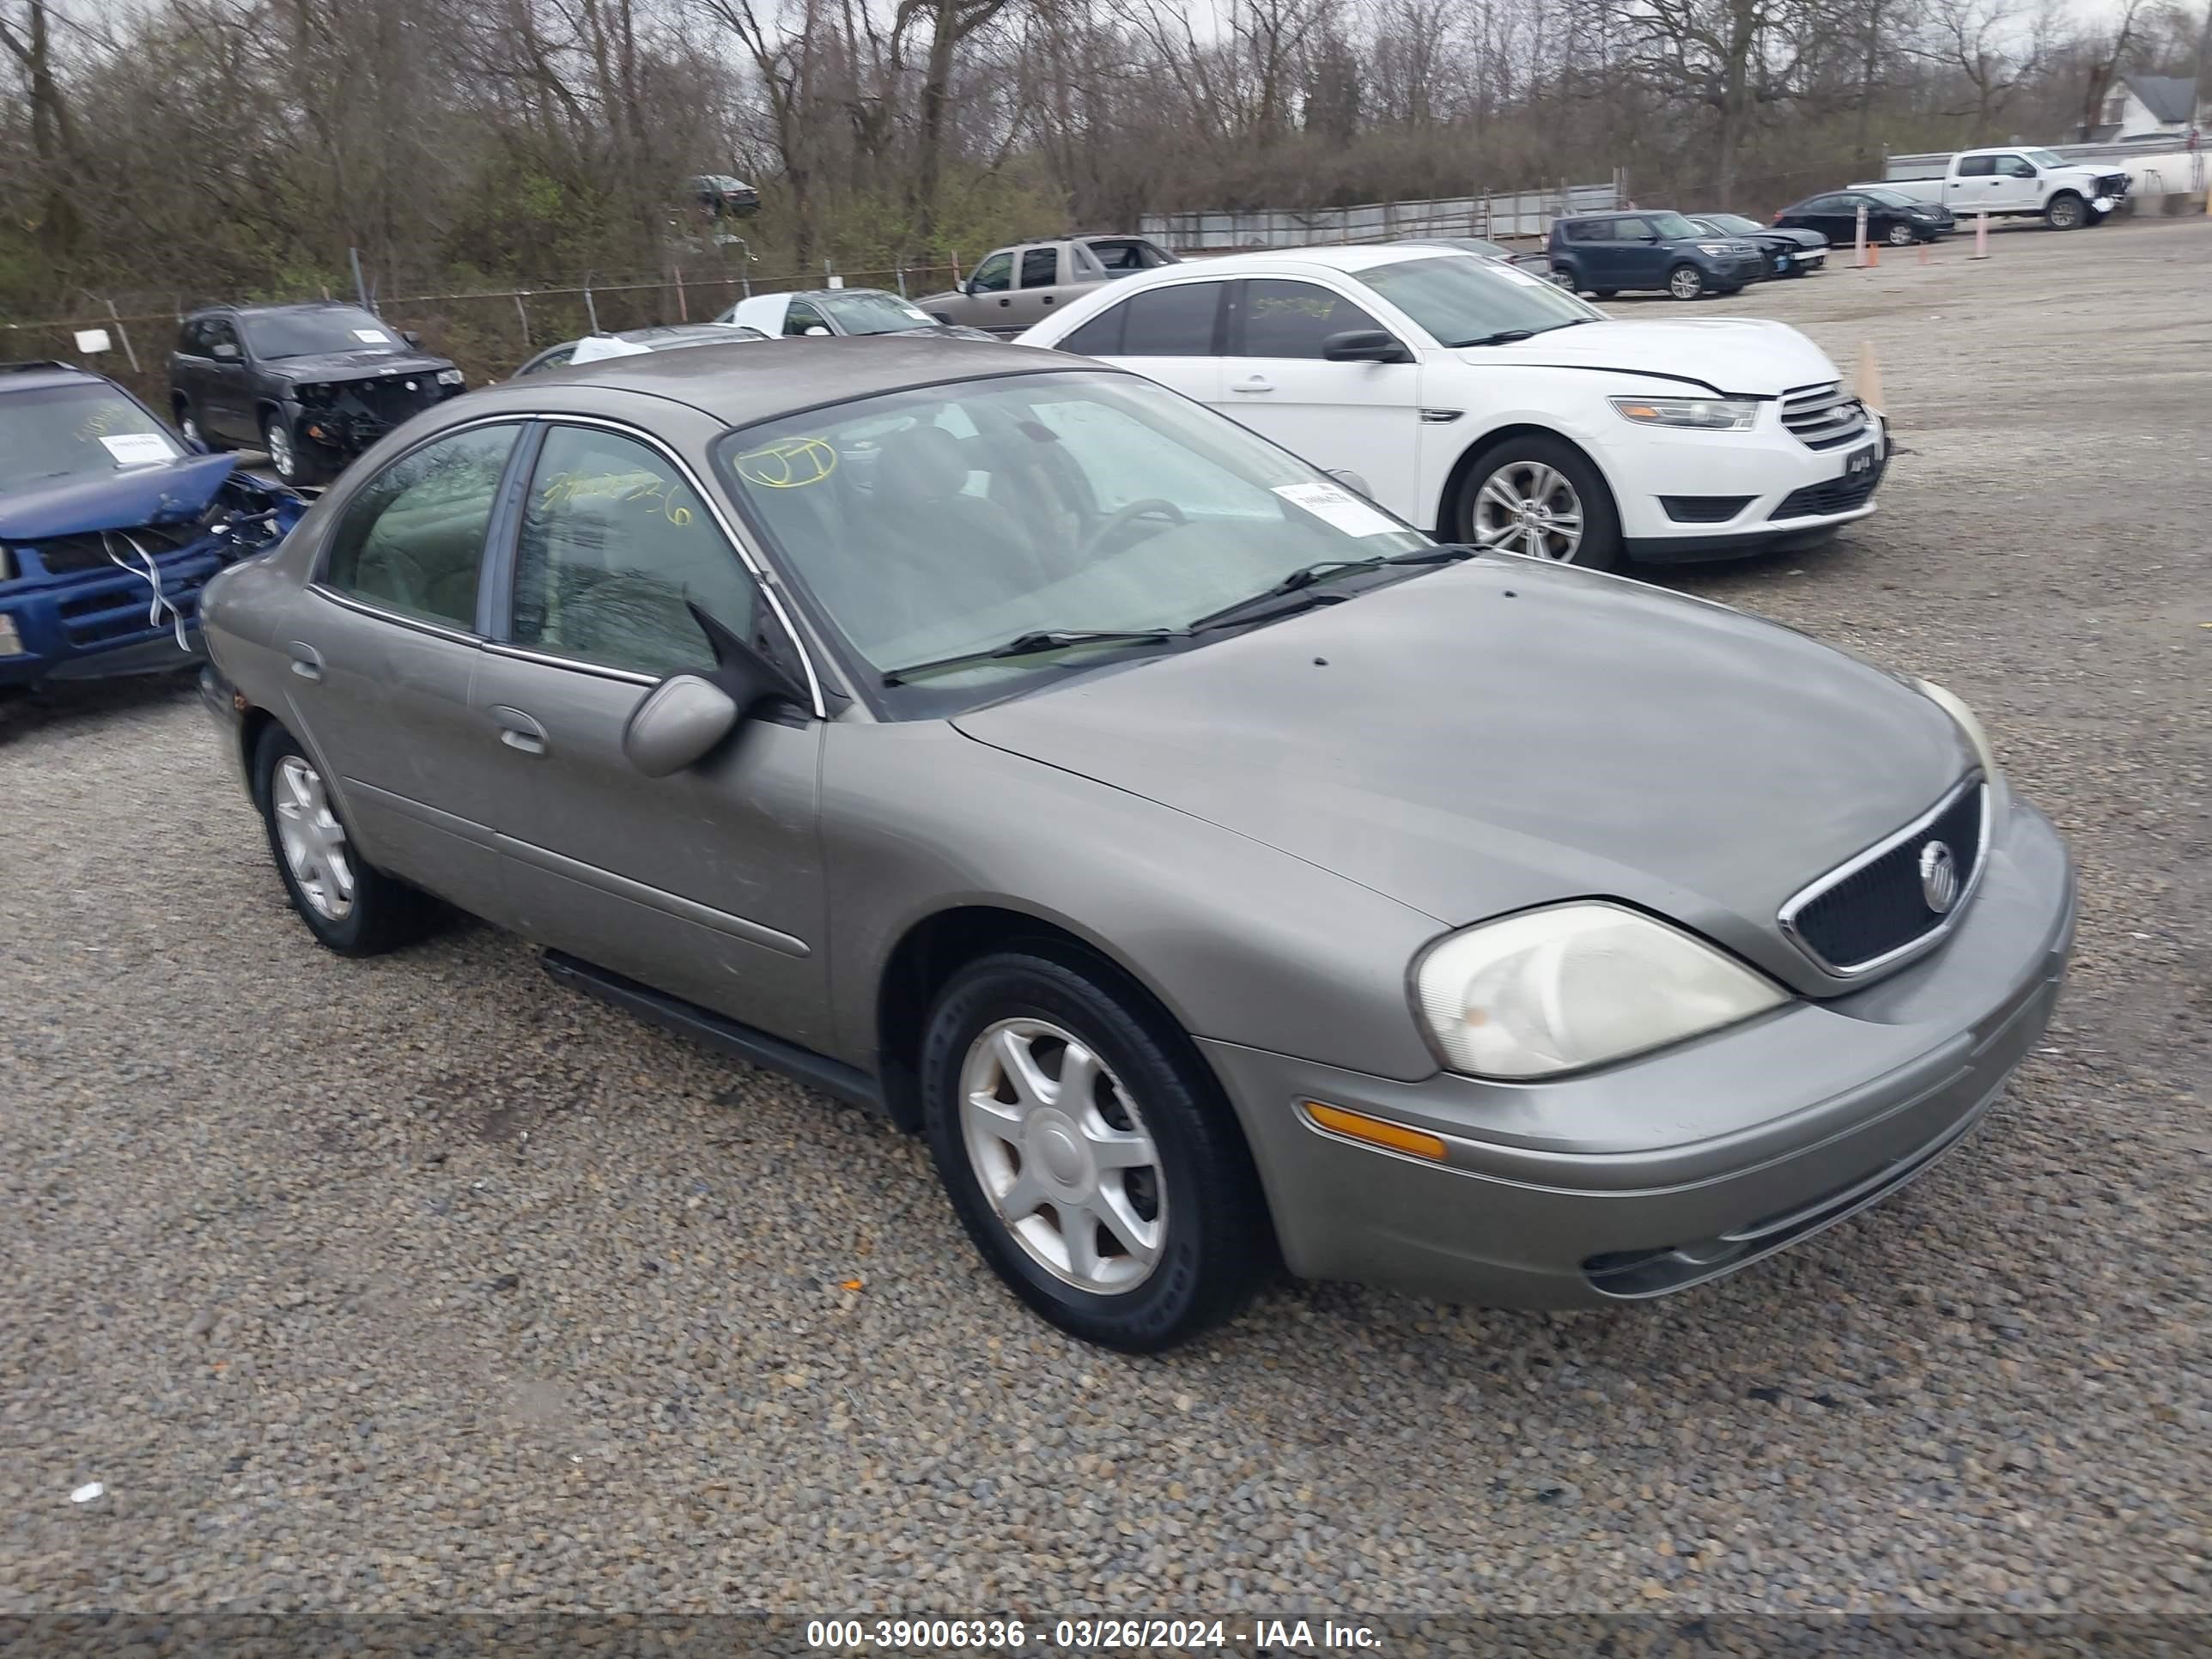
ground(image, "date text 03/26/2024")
xmin=805 ymin=1619 xmax=1385 ymax=1650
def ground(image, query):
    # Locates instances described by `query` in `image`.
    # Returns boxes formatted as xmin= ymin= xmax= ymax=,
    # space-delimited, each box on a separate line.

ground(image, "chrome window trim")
xmin=308 ymin=411 xmax=533 ymax=592
xmin=1778 ymin=771 xmax=1991 ymax=980
xmin=520 ymin=412 xmax=829 ymax=720
xmin=305 ymin=581 xmax=483 ymax=646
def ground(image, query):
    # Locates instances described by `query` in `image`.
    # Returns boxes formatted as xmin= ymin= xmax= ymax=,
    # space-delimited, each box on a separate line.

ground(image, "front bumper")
xmin=1613 ymin=411 xmax=1887 ymax=562
xmin=1202 ymin=795 xmax=2075 ymax=1309
xmin=0 ymin=545 xmax=222 ymax=688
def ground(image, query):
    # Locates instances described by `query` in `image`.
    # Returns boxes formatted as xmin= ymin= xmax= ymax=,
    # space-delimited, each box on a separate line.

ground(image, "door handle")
xmin=287 ymin=642 xmax=324 ymax=682
xmin=1041 ymin=294 xmax=1055 ymax=304
xmin=1231 ymin=377 xmax=1275 ymax=394
xmin=997 ymin=295 xmax=1011 ymax=307
xmin=489 ymin=705 xmax=548 ymax=757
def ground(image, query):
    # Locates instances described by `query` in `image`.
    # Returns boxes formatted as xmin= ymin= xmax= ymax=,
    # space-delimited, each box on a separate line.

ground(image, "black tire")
xmin=173 ymin=398 xmax=226 ymax=453
xmin=253 ymin=723 xmax=442 ymax=957
xmin=1885 ymin=220 xmax=1916 ymax=247
xmin=1547 ymin=264 xmax=1582 ymax=295
xmin=1665 ymin=263 xmax=1706 ymax=301
xmin=1592 ymin=289 xmax=1619 ymax=300
xmin=921 ymin=948 xmax=1270 ymax=1352
xmin=2045 ymin=192 xmax=2084 ymax=231
xmin=262 ymin=411 xmax=332 ymax=486
xmin=1451 ymin=432 xmax=1624 ymax=571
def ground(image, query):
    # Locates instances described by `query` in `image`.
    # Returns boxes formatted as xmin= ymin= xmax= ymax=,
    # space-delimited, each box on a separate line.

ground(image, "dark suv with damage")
xmin=169 ymin=302 xmax=467 ymax=486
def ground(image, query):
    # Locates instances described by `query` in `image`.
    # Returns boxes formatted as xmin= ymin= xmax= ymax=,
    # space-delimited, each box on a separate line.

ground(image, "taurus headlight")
xmin=1610 ymin=395 xmax=1759 ymax=431
xmin=1413 ymin=902 xmax=1788 ymax=1079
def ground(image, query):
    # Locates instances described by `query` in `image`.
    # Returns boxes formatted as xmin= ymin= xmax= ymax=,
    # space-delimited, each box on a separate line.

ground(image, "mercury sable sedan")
xmin=197 ymin=337 xmax=2074 ymax=1351
xmin=1018 ymin=246 xmax=1887 ymax=568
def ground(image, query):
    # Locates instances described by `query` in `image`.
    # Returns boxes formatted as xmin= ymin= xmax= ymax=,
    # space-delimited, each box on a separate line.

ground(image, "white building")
xmin=2088 ymin=75 xmax=2203 ymax=143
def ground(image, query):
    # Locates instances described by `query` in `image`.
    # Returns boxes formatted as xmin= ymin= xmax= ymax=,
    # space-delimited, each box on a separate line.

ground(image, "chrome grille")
xmin=1779 ymin=775 xmax=1990 ymax=977
xmin=1779 ymin=382 xmax=1871 ymax=452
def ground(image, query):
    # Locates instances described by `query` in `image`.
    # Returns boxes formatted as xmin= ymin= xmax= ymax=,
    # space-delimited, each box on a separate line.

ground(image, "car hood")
xmin=1763 ymin=228 xmax=1828 ymax=250
xmin=951 ymin=559 xmax=1969 ymax=994
xmin=0 ymin=453 xmax=238 ymax=540
xmin=264 ymin=349 xmax=453 ymax=382
xmin=1463 ymin=318 xmax=1842 ymax=396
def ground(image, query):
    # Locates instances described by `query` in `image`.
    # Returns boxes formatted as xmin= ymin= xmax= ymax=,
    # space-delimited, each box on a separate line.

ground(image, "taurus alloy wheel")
xmin=957 ymin=1017 xmax=1166 ymax=1294
xmin=1470 ymin=459 xmax=1585 ymax=562
xmin=272 ymin=753 xmax=356 ymax=921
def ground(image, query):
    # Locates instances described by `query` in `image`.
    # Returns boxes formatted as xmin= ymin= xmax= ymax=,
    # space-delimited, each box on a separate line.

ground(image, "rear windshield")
xmin=241 ymin=307 xmax=405 ymax=360
xmin=0 ymin=383 xmax=183 ymax=492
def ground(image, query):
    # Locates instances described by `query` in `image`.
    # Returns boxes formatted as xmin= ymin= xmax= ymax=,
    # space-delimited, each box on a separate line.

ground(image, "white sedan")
xmin=1016 ymin=245 xmax=1886 ymax=569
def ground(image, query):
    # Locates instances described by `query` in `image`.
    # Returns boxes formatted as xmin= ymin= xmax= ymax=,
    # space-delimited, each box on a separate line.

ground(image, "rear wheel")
xmin=1453 ymin=434 xmax=1622 ymax=571
xmin=921 ymin=949 xmax=1268 ymax=1352
xmin=174 ymin=399 xmax=224 ymax=452
xmin=2045 ymin=192 xmax=2084 ymax=231
xmin=1592 ymin=289 xmax=1619 ymax=300
xmin=263 ymin=412 xmax=331 ymax=486
xmin=1547 ymin=264 xmax=1581 ymax=295
xmin=253 ymin=724 xmax=442 ymax=956
xmin=1666 ymin=264 xmax=1706 ymax=301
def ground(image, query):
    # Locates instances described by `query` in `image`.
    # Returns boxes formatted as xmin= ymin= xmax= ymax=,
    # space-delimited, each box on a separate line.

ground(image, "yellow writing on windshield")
xmin=733 ymin=436 xmax=837 ymax=489
xmin=538 ymin=468 xmax=695 ymax=526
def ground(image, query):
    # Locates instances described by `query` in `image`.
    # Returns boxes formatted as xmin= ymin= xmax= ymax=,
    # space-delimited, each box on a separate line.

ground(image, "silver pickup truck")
xmin=917 ymin=236 xmax=1180 ymax=336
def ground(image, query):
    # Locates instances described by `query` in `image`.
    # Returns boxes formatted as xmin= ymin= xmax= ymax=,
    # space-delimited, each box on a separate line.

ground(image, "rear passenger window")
xmin=1563 ymin=219 xmax=1610 ymax=242
xmin=513 ymin=425 xmax=757 ymax=678
xmin=1019 ymin=248 xmax=1059 ymax=288
xmin=1118 ymin=283 xmax=1222 ymax=356
xmin=1956 ymin=155 xmax=1995 ymax=178
xmin=323 ymin=423 xmax=516 ymax=628
xmin=1238 ymin=280 xmax=1388 ymax=360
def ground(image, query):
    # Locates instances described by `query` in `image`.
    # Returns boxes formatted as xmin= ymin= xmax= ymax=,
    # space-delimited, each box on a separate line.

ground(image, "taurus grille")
xmin=1782 ymin=779 xmax=1986 ymax=975
xmin=1779 ymin=382 xmax=1871 ymax=451
xmin=1771 ymin=451 xmax=1886 ymax=519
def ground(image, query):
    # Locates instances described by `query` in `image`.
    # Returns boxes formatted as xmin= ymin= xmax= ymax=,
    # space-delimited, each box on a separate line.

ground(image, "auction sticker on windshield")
xmin=100 ymin=434 xmax=174 ymax=466
xmin=1273 ymin=482 xmax=1401 ymax=538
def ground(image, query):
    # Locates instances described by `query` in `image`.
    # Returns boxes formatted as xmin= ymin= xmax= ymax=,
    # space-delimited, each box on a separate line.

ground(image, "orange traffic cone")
xmin=1867 ymin=240 xmax=1880 ymax=268
xmin=1856 ymin=343 xmax=1885 ymax=417
xmin=1917 ymin=240 xmax=1930 ymax=265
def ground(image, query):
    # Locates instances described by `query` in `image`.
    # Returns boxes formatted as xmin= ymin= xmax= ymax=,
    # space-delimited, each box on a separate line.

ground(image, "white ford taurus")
xmin=1018 ymin=245 xmax=1887 ymax=570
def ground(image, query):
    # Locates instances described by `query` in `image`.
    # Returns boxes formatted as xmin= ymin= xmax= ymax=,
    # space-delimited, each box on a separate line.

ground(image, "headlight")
xmin=437 ymin=368 xmax=465 ymax=386
xmin=1412 ymin=902 xmax=1789 ymax=1079
xmin=1914 ymin=678 xmax=2002 ymax=782
xmin=1695 ymin=241 xmax=1731 ymax=256
xmin=1610 ymin=395 xmax=1759 ymax=431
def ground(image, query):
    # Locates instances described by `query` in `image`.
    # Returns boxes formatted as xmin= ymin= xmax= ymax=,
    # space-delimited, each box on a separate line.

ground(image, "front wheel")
xmin=1592 ymin=289 xmax=1619 ymax=300
xmin=1453 ymin=434 xmax=1622 ymax=571
xmin=921 ymin=949 xmax=1269 ymax=1352
xmin=1666 ymin=264 xmax=1706 ymax=301
xmin=254 ymin=724 xmax=442 ymax=956
xmin=2045 ymin=192 xmax=2084 ymax=231
xmin=263 ymin=412 xmax=331 ymax=486
xmin=1885 ymin=221 xmax=1916 ymax=247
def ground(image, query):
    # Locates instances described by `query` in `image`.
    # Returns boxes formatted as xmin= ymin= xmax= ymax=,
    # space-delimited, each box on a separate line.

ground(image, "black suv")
xmin=168 ymin=302 xmax=465 ymax=485
xmin=1546 ymin=211 xmax=1767 ymax=301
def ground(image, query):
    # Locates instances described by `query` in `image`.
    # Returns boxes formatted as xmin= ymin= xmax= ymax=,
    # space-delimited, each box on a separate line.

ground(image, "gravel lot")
xmin=3 ymin=218 xmax=2207 ymax=1623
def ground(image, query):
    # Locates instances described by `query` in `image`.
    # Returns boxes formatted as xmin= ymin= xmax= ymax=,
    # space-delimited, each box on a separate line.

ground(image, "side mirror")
xmin=1322 ymin=329 xmax=1411 ymax=364
xmin=804 ymin=325 xmax=831 ymax=337
xmin=213 ymin=343 xmax=240 ymax=362
xmin=403 ymin=330 xmax=422 ymax=347
xmin=623 ymin=675 xmax=741 ymax=778
xmin=621 ymin=601 xmax=807 ymax=776
xmin=1326 ymin=468 xmax=1376 ymax=499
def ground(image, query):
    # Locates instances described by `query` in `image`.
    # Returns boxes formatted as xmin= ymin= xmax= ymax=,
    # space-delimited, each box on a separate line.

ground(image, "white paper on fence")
xmin=568 ymin=335 xmax=657 ymax=365
xmin=1273 ymin=483 xmax=1403 ymax=538
xmin=74 ymin=328 xmax=112 ymax=354
xmin=100 ymin=433 xmax=177 ymax=466
xmin=353 ymin=328 xmax=395 ymax=343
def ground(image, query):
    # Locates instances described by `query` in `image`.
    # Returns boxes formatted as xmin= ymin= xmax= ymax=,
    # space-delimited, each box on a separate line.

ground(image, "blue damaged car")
xmin=1 ymin=360 xmax=301 ymax=690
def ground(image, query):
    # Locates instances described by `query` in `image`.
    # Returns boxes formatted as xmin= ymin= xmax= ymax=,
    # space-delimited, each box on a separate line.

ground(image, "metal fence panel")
xmin=1140 ymin=179 xmax=1621 ymax=250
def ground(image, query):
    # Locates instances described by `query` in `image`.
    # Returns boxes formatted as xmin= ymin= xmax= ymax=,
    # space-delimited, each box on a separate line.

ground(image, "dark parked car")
xmin=513 ymin=323 xmax=768 ymax=379
xmin=1546 ymin=211 xmax=1766 ymax=301
xmin=1685 ymin=213 xmax=1827 ymax=278
xmin=169 ymin=302 xmax=466 ymax=487
xmin=2 ymin=360 xmax=301 ymax=690
xmin=716 ymin=288 xmax=999 ymax=342
xmin=1775 ymin=190 xmax=1949 ymax=248
xmin=688 ymin=174 xmax=761 ymax=218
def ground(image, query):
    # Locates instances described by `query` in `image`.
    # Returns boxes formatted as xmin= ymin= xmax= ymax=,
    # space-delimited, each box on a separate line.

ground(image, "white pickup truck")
xmin=1856 ymin=147 xmax=2130 ymax=231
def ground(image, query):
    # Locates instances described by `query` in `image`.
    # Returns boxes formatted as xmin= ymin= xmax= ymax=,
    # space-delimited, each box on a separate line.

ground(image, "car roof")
xmin=475 ymin=334 xmax=1078 ymax=422
xmin=185 ymin=299 xmax=374 ymax=319
xmin=1150 ymin=244 xmax=1495 ymax=278
xmin=0 ymin=359 xmax=111 ymax=394
xmin=782 ymin=288 xmax=894 ymax=301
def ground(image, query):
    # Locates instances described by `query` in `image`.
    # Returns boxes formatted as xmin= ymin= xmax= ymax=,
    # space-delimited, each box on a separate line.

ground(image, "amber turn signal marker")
xmin=1302 ymin=1101 xmax=1449 ymax=1161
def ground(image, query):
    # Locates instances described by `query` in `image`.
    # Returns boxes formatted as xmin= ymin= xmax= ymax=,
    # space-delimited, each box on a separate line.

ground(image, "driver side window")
xmin=324 ymin=423 xmax=518 ymax=628
xmin=512 ymin=425 xmax=757 ymax=678
xmin=968 ymin=252 xmax=1013 ymax=295
xmin=784 ymin=301 xmax=827 ymax=337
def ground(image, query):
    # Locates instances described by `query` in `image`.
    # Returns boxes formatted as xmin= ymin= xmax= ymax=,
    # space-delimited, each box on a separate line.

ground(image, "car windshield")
xmin=1700 ymin=214 xmax=1761 ymax=234
xmin=240 ymin=307 xmax=405 ymax=360
xmin=2023 ymin=149 xmax=2069 ymax=168
xmin=1358 ymin=254 xmax=1600 ymax=347
xmin=0 ymin=383 xmax=183 ymax=491
xmin=818 ymin=292 xmax=941 ymax=336
xmin=715 ymin=370 xmax=1431 ymax=699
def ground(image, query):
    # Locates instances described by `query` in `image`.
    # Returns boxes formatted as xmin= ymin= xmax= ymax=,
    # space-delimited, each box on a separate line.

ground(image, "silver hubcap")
xmin=1890 ymin=224 xmax=1912 ymax=245
xmin=1471 ymin=461 xmax=1585 ymax=561
xmin=274 ymin=755 xmax=355 ymax=921
xmin=1670 ymin=269 xmax=1700 ymax=298
xmin=267 ymin=422 xmax=295 ymax=476
xmin=959 ymin=1018 xmax=1165 ymax=1294
xmin=1549 ymin=270 xmax=1576 ymax=290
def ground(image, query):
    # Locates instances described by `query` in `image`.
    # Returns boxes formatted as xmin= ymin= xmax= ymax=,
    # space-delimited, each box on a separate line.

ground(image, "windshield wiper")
xmin=1188 ymin=544 xmax=1474 ymax=634
xmin=882 ymin=629 xmax=1185 ymax=686
xmin=1453 ymin=328 xmax=1535 ymax=347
